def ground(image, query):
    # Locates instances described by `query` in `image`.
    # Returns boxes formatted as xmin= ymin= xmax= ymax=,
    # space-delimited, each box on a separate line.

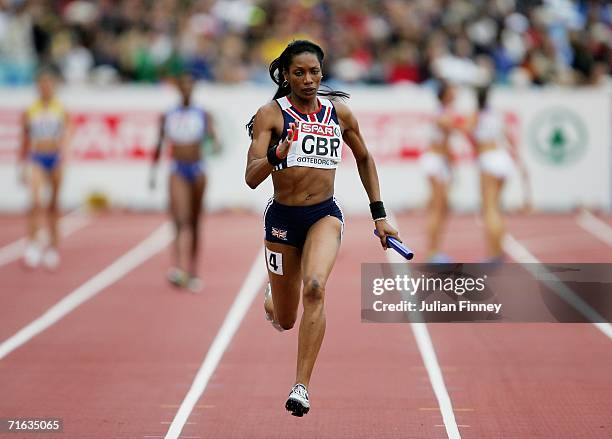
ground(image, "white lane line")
xmin=576 ymin=210 xmax=612 ymax=247
xmin=503 ymin=234 xmax=612 ymax=340
xmin=165 ymin=247 xmax=267 ymax=439
xmin=0 ymin=222 xmax=173 ymax=360
xmin=385 ymin=213 xmax=461 ymax=439
xmin=0 ymin=210 xmax=90 ymax=268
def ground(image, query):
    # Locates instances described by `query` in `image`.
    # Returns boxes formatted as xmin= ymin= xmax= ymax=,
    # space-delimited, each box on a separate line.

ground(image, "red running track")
xmin=0 ymin=211 xmax=610 ymax=438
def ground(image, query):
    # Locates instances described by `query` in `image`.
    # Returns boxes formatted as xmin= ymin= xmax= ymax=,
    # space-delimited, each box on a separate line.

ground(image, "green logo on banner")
xmin=528 ymin=108 xmax=587 ymax=165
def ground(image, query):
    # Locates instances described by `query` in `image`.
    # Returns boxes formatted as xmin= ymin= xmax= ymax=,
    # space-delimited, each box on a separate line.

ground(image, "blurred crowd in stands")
xmin=0 ymin=0 xmax=609 ymax=87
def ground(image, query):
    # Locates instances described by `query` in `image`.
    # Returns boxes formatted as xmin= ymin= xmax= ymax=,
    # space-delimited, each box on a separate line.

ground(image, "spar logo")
xmin=300 ymin=122 xmax=338 ymax=137
xmin=528 ymin=108 xmax=587 ymax=165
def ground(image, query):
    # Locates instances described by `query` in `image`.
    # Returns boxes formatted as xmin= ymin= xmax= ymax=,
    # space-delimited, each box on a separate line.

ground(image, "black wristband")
xmin=369 ymin=201 xmax=386 ymax=221
xmin=267 ymin=145 xmax=282 ymax=166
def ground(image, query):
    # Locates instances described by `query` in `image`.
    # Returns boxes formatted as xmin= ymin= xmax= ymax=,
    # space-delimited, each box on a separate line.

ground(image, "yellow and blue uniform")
xmin=26 ymin=98 xmax=66 ymax=172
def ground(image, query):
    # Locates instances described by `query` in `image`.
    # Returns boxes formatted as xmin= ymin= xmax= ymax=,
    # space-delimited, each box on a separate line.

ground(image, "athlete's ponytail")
xmin=246 ymin=40 xmax=349 ymax=139
xmin=476 ymin=85 xmax=490 ymax=110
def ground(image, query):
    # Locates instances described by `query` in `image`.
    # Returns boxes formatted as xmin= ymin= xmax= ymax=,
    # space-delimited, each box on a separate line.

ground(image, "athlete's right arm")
xmin=245 ymin=103 xmax=290 ymax=189
xmin=18 ymin=112 xmax=29 ymax=184
xmin=150 ymin=113 xmax=166 ymax=189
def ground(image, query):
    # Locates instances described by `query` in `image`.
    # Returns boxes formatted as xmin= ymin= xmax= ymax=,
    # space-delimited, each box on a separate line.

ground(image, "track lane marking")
xmin=503 ymin=234 xmax=612 ymax=340
xmin=0 ymin=210 xmax=90 ymax=268
xmin=0 ymin=221 xmax=173 ymax=360
xmin=576 ymin=210 xmax=612 ymax=246
xmin=164 ymin=247 xmax=266 ymax=439
xmin=385 ymin=212 xmax=461 ymax=439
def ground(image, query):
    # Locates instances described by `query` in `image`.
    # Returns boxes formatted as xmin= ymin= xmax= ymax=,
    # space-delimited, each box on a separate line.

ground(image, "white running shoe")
xmin=167 ymin=267 xmax=188 ymax=288
xmin=264 ymin=283 xmax=284 ymax=332
xmin=285 ymin=383 xmax=310 ymax=417
xmin=187 ymin=276 xmax=203 ymax=293
xmin=42 ymin=248 xmax=60 ymax=270
xmin=23 ymin=243 xmax=42 ymax=268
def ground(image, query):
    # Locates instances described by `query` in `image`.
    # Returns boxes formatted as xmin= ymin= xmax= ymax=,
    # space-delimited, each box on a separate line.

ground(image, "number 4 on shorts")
xmin=265 ymin=248 xmax=283 ymax=275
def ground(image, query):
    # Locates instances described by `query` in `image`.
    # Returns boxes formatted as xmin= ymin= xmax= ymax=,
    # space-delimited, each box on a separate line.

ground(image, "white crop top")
xmin=429 ymin=107 xmax=454 ymax=145
xmin=272 ymin=96 xmax=343 ymax=171
xmin=164 ymin=106 xmax=206 ymax=146
xmin=473 ymin=109 xmax=504 ymax=144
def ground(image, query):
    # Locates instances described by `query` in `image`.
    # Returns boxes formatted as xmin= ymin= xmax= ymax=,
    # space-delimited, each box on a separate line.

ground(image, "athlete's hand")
xmin=276 ymin=122 xmax=296 ymax=160
xmin=148 ymin=170 xmax=156 ymax=190
xmin=520 ymin=200 xmax=533 ymax=215
xmin=17 ymin=163 xmax=26 ymax=185
xmin=375 ymin=219 xmax=400 ymax=250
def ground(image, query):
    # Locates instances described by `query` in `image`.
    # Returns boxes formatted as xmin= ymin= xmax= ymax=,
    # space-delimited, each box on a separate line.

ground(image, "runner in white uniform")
xmin=421 ymin=82 xmax=458 ymax=262
xmin=465 ymin=86 xmax=528 ymax=262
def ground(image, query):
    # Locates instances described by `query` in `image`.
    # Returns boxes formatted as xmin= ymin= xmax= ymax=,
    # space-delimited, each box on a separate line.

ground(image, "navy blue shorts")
xmin=264 ymin=197 xmax=344 ymax=249
xmin=171 ymin=160 xmax=205 ymax=183
xmin=31 ymin=152 xmax=60 ymax=172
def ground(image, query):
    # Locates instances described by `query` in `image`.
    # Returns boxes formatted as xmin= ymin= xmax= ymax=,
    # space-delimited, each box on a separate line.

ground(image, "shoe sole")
xmin=285 ymin=397 xmax=310 ymax=417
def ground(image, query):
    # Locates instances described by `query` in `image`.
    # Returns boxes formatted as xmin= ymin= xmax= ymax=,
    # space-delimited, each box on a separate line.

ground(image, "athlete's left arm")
xmin=505 ymin=121 xmax=531 ymax=211
xmin=335 ymin=101 xmax=400 ymax=248
xmin=205 ymin=111 xmax=222 ymax=155
xmin=59 ymin=108 xmax=73 ymax=163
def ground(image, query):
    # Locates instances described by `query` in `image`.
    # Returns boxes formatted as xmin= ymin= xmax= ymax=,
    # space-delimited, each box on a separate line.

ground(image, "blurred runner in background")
xmin=150 ymin=72 xmax=221 ymax=292
xmin=19 ymin=69 xmax=70 ymax=270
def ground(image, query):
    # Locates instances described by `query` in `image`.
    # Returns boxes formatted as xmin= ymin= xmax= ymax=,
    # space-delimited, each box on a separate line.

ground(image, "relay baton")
xmin=374 ymin=230 xmax=414 ymax=261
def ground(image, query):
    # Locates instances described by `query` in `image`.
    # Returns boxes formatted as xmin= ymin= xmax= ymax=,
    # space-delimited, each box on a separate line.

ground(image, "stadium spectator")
xmin=0 ymin=0 xmax=608 ymax=87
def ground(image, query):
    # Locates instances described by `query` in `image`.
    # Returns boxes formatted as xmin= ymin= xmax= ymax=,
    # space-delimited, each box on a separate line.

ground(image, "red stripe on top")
xmin=287 ymin=96 xmax=322 ymax=116
xmin=323 ymin=105 xmax=332 ymax=124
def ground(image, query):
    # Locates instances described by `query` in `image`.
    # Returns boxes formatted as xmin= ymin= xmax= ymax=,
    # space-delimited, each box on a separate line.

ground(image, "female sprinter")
xmin=464 ymin=86 xmax=528 ymax=262
xmin=150 ymin=73 xmax=220 ymax=292
xmin=420 ymin=81 xmax=458 ymax=263
xmin=245 ymin=40 xmax=399 ymax=417
xmin=19 ymin=70 xmax=69 ymax=270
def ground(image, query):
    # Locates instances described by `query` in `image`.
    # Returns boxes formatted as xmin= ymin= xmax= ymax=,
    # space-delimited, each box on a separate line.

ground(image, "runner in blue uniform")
xmin=151 ymin=73 xmax=220 ymax=292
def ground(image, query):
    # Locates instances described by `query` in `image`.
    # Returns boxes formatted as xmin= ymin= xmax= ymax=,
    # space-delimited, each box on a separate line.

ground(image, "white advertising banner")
xmin=0 ymin=85 xmax=609 ymax=212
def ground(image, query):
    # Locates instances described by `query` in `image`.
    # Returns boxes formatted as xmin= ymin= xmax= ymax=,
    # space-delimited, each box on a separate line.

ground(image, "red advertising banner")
xmin=0 ymin=109 xmax=518 ymax=163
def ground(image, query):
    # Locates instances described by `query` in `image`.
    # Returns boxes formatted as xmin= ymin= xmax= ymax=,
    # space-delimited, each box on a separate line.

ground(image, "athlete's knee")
xmin=29 ymin=203 xmax=42 ymax=215
xmin=302 ymin=276 xmax=325 ymax=304
xmin=431 ymin=196 xmax=448 ymax=212
xmin=483 ymin=207 xmax=501 ymax=223
xmin=47 ymin=200 xmax=59 ymax=214
xmin=190 ymin=215 xmax=201 ymax=230
xmin=174 ymin=216 xmax=191 ymax=230
xmin=278 ymin=317 xmax=296 ymax=331
xmin=275 ymin=307 xmax=297 ymax=330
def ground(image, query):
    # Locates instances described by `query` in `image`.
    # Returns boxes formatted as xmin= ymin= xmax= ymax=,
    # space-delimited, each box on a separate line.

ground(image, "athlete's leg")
xmin=168 ymin=173 xmax=192 ymax=275
xmin=39 ymin=164 xmax=63 ymax=269
xmin=295 ymin=215 xmax=342 ymax=388
xmin=27 ymin=164 xmax=45 ymax=242
xmin=188 ymin=173 xmax=206 ymax=277
xmin=24 ymin=163 xmax=45 ymax=267
xmin=481 ymin=173 xmax=505 ymax=257
xmin=426 ymin=176 xmax=449 ymax=257
xmin=264 ymin=241 xmax=302 ymax=330
xmin=47 ymin=165 xmax=63 ymax=249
